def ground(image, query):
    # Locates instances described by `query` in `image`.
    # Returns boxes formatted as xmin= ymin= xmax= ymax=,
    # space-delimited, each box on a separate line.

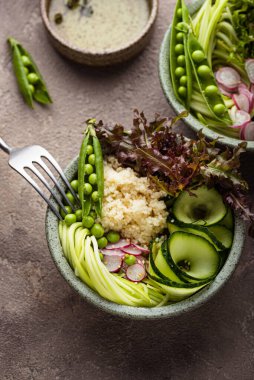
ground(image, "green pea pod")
xmin=187 ymin=33 xmax=231 ymax=124
xmin=93 ymin=135 xmax=104 ymax=217
xmin=78 ymin=131 xmax=91 ymax=218
xmin=8 ymin=37 xmax=52 ymax=106
xmin=170 ymin=0 xmax=192 ymax=109
xmin=8 ymin=40 xmax=33 ymax=107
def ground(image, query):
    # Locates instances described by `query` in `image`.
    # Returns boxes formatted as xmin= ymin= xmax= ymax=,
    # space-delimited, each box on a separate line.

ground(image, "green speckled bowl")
xmin=159 ymin=0 xmax=254 ymax=151
xmin=45 ymin=156 xmax=245 ymax=319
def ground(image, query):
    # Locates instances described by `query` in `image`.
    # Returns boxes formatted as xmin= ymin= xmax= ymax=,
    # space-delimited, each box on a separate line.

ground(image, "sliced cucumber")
xmin=168 ymin=221 xmax=225 ymax=251
xmin=154 ymin=247 xmax=186 ymax=283
xmin=169 ymin=232 xmax=221 ymax=280
xmin=218 ymin=207 xmax=234 ymax=230
xmin=208 ymin=225 xmax=233 ymax=250
xmin=173 ymin=186 xmax=227 ymax=226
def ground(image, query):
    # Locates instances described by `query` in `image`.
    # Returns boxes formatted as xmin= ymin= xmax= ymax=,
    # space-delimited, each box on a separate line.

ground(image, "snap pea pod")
xmin=170 ymin=0 xmax=192 ymax=109
xmin=187 ymin=33 xmax=231 ymax=124
xmin=78 ymin=129 xmax=91 ymax=217
xmin=8 ymin=37 xmax=52 ymax=107
xmin=93 ymin=135 xmax=104 ymax=217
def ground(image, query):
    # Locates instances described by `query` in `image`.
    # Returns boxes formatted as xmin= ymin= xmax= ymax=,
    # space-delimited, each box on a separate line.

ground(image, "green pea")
xmin=70 ymin=179 xmax=79 ymax=192
xmin=89 ymin=173 xmax=97 ymax=185
xmin=205 ymin=85 xmax=218 ymax=97
xmin=175 ymin=44 xmax=184 ymax=55
xmin=106 ymin=231 xmax=120 ymax=244
xmin=213 ymin=103 xmax=226 ymax=116
xmin=91 ymin=223 xmax=104 ymax=238
xmin=65 ymin=213 xmax=76 ymax=226
xmin=24 ymin=67 xmax=29 ymax=75
xmin=28 ymin=84 xmax=35 ymax=94
xmin=84 ymin=183 xmax=93 ymax=195
xmin=60 ymin=205 xmax=72 ymax=218
xmin=124 ymin=255 xmax=136 ymax=266
xmin=86 ymin=145 xmax=93 ymax=155
xmin=176 ymin=22 xmax=185 ymax=31
xmin=91 ymin=191 xmax=99 ymax=202
xmin=176 ymin=32 xmax=184 ymax=42
xmin=192 ymin=50 xmax=205 ymax=63
xmin=177 ymin=55 xmax=185 ymax=66
xmin=177 ymin=8 xmax=182 ymax=17
xmin=88 ymin=154 xmax=95 ymax=165
xmin=178 ymin=86 xmax=187 ymax=97
xmin=27 ymin=72 xmax=39 ymax=84
xmin=82 ymin=216 xmax=94 ymax=228
xmin=175 ymin=67 xmax=185 ymax=78
xmin=197 ymin=65 xmax=211 ymax=78
xmin=89 ymin=210 xmax=97 ymax=219
xmin=85 ymin=164 xmax=93 ymax=175
xmin=75 ymin=209 xmax=83 ymax=222
xmin=66 ymin=191 xmax=75 ymax=204
xmin=97 ymin=237 xmax=108 ymax=249
xmin=180 ymin=76 xmax=187 ymax=86
xmin=21 ymin=55 xmax=31 ymax=66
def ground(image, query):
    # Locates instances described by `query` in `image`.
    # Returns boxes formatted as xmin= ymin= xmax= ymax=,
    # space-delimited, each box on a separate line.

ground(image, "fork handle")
xmin=0 ymin=138 xmax=12 ymax=154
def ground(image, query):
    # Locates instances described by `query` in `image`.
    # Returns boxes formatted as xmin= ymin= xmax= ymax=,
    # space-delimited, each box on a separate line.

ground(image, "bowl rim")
xmin=40 ymin=0 xmax=158 ymax=58
xmin=158 ymin=0 xmax=254 ymax=151
xmin=45 ymin=155 xmax=246 ymax=319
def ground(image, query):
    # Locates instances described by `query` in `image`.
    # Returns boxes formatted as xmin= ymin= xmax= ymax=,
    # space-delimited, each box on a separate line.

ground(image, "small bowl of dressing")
xmin=41 ymin=0 xmax=158 ymax=66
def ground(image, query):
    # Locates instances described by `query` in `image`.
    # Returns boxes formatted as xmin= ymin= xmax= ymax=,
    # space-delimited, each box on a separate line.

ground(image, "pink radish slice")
xmin=101 ymin=249 xmax=125 ymax=257
xmin=136 ymin=255 xmax=146 ymax=267
xmin=245 ymin=59 xmax=254 ymax=83
xmin=121 ymin=246 xmax=143 ymax=256
xmin=131 ymin=244 xmax=150 ymax=254
xmin=105 ymin=239 xmax=130 ymax=250
xmin=232 ymin=93 xmax=250 ymax=113
xmin=216 ymin=67 xmax=241 ymax=90
xmin=218 ymin=84 xmax=234 ymax=97
xmin=231 ymin=110 xmax=251 ymax=128
xmin=250 ymin=84 xmax=254 ymax=95
xmin=103 ymin=255 xmax=123 ymax=273
xmin=238 ymin=84 xmax=254 ymax=112
xmin=126 ymin=264 xmax=146 ymax=282
xmin=241 ymin=122 xmax=254 ymax=141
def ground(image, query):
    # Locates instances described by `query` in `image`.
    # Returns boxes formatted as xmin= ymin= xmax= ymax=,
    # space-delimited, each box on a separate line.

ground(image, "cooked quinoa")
xmin=100 ymin=158 xmax=168 ymax=245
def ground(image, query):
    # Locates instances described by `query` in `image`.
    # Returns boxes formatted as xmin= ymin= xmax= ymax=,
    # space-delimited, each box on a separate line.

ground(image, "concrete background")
xmin=0 ymin=1 xmax=253 ymax=379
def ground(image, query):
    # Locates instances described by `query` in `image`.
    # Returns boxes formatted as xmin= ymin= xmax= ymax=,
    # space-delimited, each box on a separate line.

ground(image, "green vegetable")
xmin=65 ymin=213 xmax=77 ymax=226
xmin=97 ymin=237 xmax=108 ymax=249
xmin=88 ymin=154 xmax=95 ymax=165
xmin=60 ymin=205 xmax=72 ymax=218
xmin=93 ymin=135 xmax=104 ymax=217
xmin=84 ymin=183 xmax=93 ymax=195
xmin=91 ymin=190 xmax=99 ymax=202
xmin=65 ymin=191 xmax=75 ymax=204
xmin=107 ymin=231 xmax=120 ymax=244
xmin=70 ymin=179 xmax=79 ymax=192
xmin=78 ymin=129 xmax=91 ymax=217
xmin=75 ymin=209 xmax=83 ymax=222
xmin=91 ymin=223 xmax=104 ymax=238
xmin=85 ymin=164 xmax=94 ymax=175
xmin=124 ymin=255 xmax=137 ymax=266
xmin=86 ymin=145 xmax=94 ymax=155
xmin=8 ymin=37 xmax=52 ymax=107
xmin=191 ymin=50 xmax=205 ymax=63
xmin=88 ymin=173 xmax=97 ymax=185
xmin=170 ymin=0 xmax=192 ymax=108
xmin=82 ymin=215 xmax=94 ymax=228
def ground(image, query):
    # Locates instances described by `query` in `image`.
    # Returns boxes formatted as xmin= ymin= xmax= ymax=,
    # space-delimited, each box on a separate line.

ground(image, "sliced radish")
xmin=241 ymin=122 xmax=254 ymax=141
xmin=103 ymin=255 xmax=123 ymax=273
xmin=121 ymin=246 xmax=143 ymax=256
xmin=250 ymin=84 xmax=254 ymax=95
xmin=245 ymin=59 xmax=254 ymax=83
xmin=232 ymin=93 xmax=250 ymax=113
xmin=216 ymin=67 xmax=241 ymax=90
xmin=105 ymin=239 xmax=130 ymax=250
xmin=218 ymin=84 xmax=233 ymax=97
xmin=136 ymin=255 xmax=147 ymax=267
xmin=126 ymin=264 xmax=146 ymax=282
xmin=131 ymin=244 xmax=150 ymax=254
xmin=101 ymin=249 xmax=125 ymax=257
xmin=238 ymin=84 xmax=254 ymax=112
xmin=229 ymin=107 xmax=251 ymax=127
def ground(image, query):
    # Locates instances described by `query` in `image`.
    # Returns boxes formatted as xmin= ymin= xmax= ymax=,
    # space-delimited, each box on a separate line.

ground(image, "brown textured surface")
xmin=0 ymin=1 xmax=254 ymax=379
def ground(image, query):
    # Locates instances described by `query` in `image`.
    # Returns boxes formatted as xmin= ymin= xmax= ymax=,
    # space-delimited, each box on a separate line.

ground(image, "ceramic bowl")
xmin=159 ymin=0 xmax=254 ymax=151
xmin=41 ymin=0 xmax=158 ymax=66
xmin=45 ymin=155 xmax=245 ymax=319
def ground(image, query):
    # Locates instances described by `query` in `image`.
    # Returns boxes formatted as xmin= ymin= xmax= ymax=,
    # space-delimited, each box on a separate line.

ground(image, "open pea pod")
xmin=187 ymin=33 xmax=231 ymax=124
xmin=8 ymin=37 xmax=52 ymax=107
xmin=170 ymin=0 xmax=192 ymax=109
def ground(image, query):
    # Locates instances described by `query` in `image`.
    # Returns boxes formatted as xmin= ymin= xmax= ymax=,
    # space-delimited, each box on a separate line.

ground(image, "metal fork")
xmin=0 ymin=138 xmax=79 ymax=220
